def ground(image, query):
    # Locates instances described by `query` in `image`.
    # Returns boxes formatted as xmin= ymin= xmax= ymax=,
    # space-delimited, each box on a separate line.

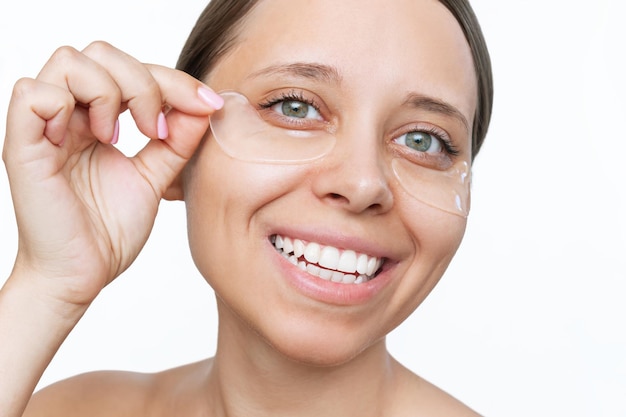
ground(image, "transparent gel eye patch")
xmin=209 ymin=92 xmax=471 ymax=217
xmin=209 ymin=92 xmax=335 ymax=163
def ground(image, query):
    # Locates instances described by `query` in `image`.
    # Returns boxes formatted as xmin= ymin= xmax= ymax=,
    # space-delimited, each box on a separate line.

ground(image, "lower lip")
xmin=270 ymin=244 xmax=393 ymax=306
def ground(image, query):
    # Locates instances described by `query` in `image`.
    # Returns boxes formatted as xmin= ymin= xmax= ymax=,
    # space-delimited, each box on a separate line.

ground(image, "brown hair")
xmin=177 ymin=0 xmax=493 ymax=158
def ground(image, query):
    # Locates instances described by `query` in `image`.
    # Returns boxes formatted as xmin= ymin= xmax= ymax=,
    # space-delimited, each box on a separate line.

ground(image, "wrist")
xmin=3 ymin=263 xmax=91 ymax=325
xmin=0 ymin=271 xmax=88 ymax=417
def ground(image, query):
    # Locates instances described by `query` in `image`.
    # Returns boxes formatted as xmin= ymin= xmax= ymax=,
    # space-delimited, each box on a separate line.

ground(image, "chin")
xmin=253 ymin=312 xmax=387 ymax=368
xmin=273 ymin=337 xmax=377 ymax=368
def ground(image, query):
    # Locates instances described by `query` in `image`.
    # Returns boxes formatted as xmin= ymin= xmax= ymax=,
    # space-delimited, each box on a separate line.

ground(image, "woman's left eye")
xmin=394 ymin=131 xmax=443 ymax=154
xmin=270 ymin=100 xmax=323 ymax=120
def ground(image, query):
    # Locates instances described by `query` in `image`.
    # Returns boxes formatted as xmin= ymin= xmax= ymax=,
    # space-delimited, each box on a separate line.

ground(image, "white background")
xmin=1 ymin=1 xmax=625 ymax=416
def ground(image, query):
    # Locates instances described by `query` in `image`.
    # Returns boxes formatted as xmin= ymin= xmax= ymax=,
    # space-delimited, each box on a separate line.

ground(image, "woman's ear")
xmin=163 ymin=173 xmax=185 ymax=201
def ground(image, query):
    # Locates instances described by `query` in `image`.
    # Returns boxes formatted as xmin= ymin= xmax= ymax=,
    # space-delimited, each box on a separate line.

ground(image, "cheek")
xmin=399 ymin=192 xmax=468 ymax=260
xmin=413 ymin=211 xmax=466 ymax=285
xmin=183 ymin=139 xmax=312 ymax=280
xmin=193 ymin=139 xmax=312 ymax=201
xmin=390 ymin=195 xmax=467 ymax=319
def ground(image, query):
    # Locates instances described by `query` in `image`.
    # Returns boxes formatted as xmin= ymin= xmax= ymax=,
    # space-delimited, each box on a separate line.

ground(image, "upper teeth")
xmin=272 ymin=235 xmax=383 ymax=284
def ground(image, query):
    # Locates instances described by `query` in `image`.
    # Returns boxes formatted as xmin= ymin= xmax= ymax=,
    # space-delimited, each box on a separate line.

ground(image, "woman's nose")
xmin=311 ymin=131 xmax=394 ymax=215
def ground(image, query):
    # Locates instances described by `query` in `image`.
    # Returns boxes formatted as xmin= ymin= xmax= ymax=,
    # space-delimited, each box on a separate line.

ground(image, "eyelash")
xmin=259 ymin=90 xmax=459 ymax=157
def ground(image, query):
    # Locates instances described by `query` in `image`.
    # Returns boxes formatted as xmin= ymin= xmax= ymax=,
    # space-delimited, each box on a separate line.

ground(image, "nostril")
xmin=325 ymin=192 xmax=350 ymax=206
xmin=366 ymin=203 xmax=384 ymax=213
xmin=326 ymin=192 xmax=385 ymax=213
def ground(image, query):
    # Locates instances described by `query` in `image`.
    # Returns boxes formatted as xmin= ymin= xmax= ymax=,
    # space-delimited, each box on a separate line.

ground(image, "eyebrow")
xmin=403 ymin=93 xmax=470 ymax=133
xmin=246 ymin=62 xmax=342 ymax=85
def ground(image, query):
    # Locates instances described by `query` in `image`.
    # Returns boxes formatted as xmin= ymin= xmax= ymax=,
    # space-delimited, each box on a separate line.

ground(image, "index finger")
xmin=81 ymin=42 xmax=222 ymax=140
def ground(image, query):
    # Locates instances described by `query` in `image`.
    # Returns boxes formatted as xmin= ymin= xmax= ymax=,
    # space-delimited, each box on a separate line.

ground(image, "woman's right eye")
xmin=270 ymin=99 xmax=323 ymax=120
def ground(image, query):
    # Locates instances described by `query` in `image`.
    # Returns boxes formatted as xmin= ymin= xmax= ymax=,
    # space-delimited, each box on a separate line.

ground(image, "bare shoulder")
xmin=22 ymin=360 xmax=211 ymax=417
xmin=391 ymin=360 xmax=482 ymax=417
xmin=23 ymin=370 xmax=154 ymax=417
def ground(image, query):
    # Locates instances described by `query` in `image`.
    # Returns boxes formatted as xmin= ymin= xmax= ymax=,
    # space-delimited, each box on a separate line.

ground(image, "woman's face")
xmin=185 ymin=0 xmax=477 ymax=365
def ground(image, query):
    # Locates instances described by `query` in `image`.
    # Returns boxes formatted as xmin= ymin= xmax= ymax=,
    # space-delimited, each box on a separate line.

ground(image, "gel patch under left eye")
xmin=391 ymin=158 xmax=471 ymax=217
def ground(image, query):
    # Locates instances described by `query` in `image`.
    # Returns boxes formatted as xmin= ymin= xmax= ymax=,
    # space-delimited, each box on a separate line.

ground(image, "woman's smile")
xmin=271 ymin=234 xmax=385 ymax=284
xmin=266 ymin=229 xmax=399 ymax=306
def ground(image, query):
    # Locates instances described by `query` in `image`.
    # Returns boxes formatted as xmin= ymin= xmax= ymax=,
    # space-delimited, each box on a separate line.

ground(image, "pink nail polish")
xmin=198 ymin=86 xmax=224 ymax=110
xmin=157 ymin=112 xmax=169 ymax=140
xmin=111 ymin=119 xmax=120 ymax=145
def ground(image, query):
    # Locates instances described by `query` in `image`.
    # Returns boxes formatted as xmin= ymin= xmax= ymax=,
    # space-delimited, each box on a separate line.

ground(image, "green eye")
xmin=397 ymin=131 xmax=442 ymax=153
xmin=281 ymin=100 xmax=309 ymax=118
xmin=270 ymin=98 xmax=322 ymax=121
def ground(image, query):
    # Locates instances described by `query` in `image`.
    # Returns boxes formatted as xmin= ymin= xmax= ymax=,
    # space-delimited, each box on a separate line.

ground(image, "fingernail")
xmin=111 ymin=119 xmax=120 ymax=145
xmin=157 ymin=112 xmax=168 ymax=140
xmin=197 ymin=86 xmax=224 ymax=110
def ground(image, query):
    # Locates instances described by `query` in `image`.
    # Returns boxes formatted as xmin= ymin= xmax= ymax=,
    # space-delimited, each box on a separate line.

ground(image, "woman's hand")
xmin=1 ymin=41 xmax=222 ymax=417
xmin=2 ymin=41 xmax=221 ymax=309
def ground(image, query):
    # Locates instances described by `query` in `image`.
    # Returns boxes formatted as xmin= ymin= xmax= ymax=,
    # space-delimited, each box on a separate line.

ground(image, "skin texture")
xmin=2 ymin=0 xmax=480 ymax=416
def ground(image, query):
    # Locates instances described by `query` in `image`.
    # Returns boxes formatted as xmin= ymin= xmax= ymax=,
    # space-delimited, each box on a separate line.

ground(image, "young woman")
xmin=1 ymin=0 xmax=493 ymax=415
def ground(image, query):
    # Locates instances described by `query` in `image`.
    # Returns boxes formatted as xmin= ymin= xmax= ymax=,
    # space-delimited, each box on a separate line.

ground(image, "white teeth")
xmin=304 ymin=242 xmax=321 ymax=264
xmin=319 ymin=246 xmax=340 ymax=270
xmin=366 ymin=257 xmax=379 ymax=276
xmin=293 ymin=239 xmax=305 ymax=258
xmin=342 ymin=274 xmax=357 ymax=284
xmin=318 ymin=268 xmax=333 ymax=280
xmin=283 ymin=237 xmax=294 ymax=255
xmin=272 ymin=235 xmax=383 ymax=285
xmin=356 ymin=253 xmax=369 ymax=275
xmin=337 ymin=250 xmax=357 ymax=273
xmin=306 ymin=264 xmax=321 ymax=276
xmin=331 ymin=271 xmax=345 ymax=283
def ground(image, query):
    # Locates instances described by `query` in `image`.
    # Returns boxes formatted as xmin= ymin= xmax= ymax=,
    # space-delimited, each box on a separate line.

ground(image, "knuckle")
xmin=131 ymin=66 xmax=161 ymax=96
xmin=12 ymin=77 xmax=37 ymax=99
xmin=127 ymin=75 xmax=161 ymax=106
xmin=83 ymin=40 xmax=114 ymax=58
xmin=49 ymin=45 xmax=81 ymax=66
xmin=10 ymin=78 xmax=76 ymax=128
xmin=55 ymin=89 xmax=77 ymax=112
xmin=143 ymin=77 xmax=161 ymax=98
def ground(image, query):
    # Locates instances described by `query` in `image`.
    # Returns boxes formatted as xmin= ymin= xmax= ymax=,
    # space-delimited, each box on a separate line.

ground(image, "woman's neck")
xmin=202 ymin=301 xmax=399 ymax=417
